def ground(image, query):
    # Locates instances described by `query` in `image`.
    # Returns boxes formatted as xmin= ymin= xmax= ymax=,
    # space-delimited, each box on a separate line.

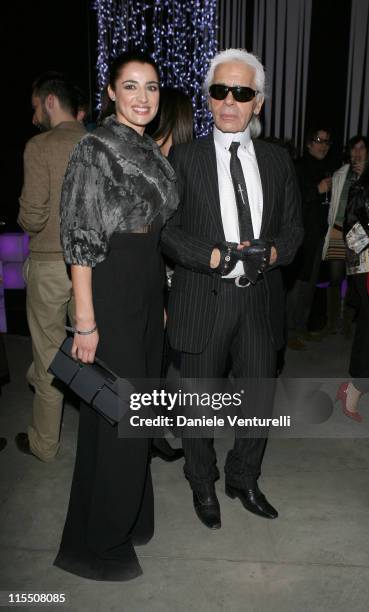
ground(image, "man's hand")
xmin=211 ymin=239 xmax=275 ymax=280
xmin=211 ymin=242 xmax=245 ymax=275
xmin=241 ymin=240 xmax=273 ymax=282
xmin=270 ymin=246 xmax=277 ymax=265
xmin=241 ymin=241 xmax=277 ymax=265
xmin=210 ymin=248 xmax=221 ymax=269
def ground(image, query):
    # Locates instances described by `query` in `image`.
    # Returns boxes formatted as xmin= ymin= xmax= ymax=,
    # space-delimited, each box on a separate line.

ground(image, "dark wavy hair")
xmin=151 ymin=87 xmax=194 ymax=147
xmin=346 ymin=134 xmax=369 ymax=157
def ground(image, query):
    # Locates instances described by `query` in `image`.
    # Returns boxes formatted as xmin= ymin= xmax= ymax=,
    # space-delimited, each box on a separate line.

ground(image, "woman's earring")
xmin=111 ymin=97 xmax=116 ymax=102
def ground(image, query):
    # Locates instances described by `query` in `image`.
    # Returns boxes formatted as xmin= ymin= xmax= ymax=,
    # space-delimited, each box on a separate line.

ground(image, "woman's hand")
xmin=71 ymin=329 xmax=99 ymax=363
xmin=318 ymin=177 xmax=332 ymax=194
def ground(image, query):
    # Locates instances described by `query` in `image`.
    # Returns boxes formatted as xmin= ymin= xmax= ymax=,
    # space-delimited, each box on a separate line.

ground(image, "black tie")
xmin=229 ymin=141 xmax=254 ymax=243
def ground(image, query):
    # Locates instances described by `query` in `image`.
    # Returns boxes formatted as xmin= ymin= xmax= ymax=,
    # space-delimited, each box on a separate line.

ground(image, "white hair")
xmin=249 ymin=115 xmax=262 ymax=138
xmin=204 ymin=48 xmax=265 ymax=102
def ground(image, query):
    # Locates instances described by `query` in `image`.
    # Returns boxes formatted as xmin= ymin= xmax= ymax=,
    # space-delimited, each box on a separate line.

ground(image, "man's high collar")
xmin=213 ymin=125 xmax=252 ymax=152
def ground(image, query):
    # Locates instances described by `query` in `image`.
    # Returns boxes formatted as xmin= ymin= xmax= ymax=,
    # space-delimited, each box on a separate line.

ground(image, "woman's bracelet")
xmin=65 ymin=325 xmax=97 ymax=335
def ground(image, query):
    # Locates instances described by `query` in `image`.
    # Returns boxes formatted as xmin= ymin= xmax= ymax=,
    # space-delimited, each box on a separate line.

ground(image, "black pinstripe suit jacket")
xmin=161 ymin=135 xmax=303 ymax=353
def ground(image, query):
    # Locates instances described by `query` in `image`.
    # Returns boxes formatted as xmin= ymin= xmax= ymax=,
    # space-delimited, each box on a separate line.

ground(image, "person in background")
xmin=0 ymin=333 xmax=9 ymax=451
xmin=322 ymin=136 xmax=369 ymax=335
xmin=149 ymin=87 xmax=194 ymax=299
xmin=0 ymin=220 xmax=10 ymax=453
xmin=54 ymin=51 xmax=178 ymax=581
xmin=74 ymin=85 xmax=97 ymax=132
xmin=149 ymin=87 xmax=194 ymax=461
xmin=337 ymin=162 xmax=369 ymax=421
xmin=16 ymin=72 xmax=85 ymax=461
xmin=150 ymin=86 xmax=194 ymax=156
xmin=287 ymin=127 xmax=337 ymax=350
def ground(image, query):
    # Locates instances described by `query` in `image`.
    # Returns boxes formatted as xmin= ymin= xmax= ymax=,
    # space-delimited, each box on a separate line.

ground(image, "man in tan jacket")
xmin=17 ymin=72 xmax=85 ymax=461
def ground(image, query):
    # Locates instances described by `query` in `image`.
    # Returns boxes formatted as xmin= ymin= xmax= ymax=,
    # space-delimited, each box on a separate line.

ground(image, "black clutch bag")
xmin=48 ymin=336 xmax=134 ymax=425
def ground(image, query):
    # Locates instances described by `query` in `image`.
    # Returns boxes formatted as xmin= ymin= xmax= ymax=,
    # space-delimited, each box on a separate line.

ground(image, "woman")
xmin=337 ymin=162 xmax=369 ymax=421
xmin=147 ymin=87 xmax=193 ymax=457
xmin=151 ymin=87 xmax=194 ymax=374
xmin=150 ymin=86 xmax=193 ymax=157
xmin=322 ymin=136 xmax=369 ymax=334
xmin=54 ymin=51 xmax=178 ymax=581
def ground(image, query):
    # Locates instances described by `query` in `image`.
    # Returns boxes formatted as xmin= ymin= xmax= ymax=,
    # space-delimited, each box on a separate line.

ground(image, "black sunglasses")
xmin=209 ymin=84 xmax=258 ymax=103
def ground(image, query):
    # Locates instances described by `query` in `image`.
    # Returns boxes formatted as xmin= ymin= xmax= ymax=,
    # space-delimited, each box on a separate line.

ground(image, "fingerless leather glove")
xmin=242 ymin=239 xmax=273 ymax=283
xmin=213 ymin=239 xmax=274 ymax=283
xmin=213 ymin=242 xmax=243 ymax=276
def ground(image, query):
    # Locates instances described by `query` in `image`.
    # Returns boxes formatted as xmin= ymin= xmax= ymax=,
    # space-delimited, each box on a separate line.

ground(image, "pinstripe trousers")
xmin=179 ymin=278 xmax=276 ymax=490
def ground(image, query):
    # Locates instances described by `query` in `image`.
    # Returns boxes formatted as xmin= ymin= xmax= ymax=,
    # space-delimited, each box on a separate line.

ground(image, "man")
xmin=287 ymin=127 xmax=337 ymax=349
xmin=161 ymin=49 xmax=303 ymax=529
xmin=17 ymin=72 xmax=85 ymax=461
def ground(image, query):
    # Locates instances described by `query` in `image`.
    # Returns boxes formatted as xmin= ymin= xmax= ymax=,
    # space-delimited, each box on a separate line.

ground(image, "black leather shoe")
xmin=225 ymin=483 xmax=278 ymax=519
xmin=0 ymin=437 xmax=7 ymax=452
xmin=151 ymin=438 xmax=184 ymax=462
xmin=193 ymin=485 xmax=221 ymax=529
xmin=15 ymin=432 xmax=36 ymax=458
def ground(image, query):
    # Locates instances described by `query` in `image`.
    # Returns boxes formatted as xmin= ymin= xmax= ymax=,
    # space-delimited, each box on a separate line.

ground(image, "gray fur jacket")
xmin=60 ymin=114 xmax=179 ymax=266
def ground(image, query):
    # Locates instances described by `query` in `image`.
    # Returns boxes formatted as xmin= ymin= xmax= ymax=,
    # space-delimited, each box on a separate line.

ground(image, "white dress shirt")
xmin=214 ymin=125 xmax=263 ymax=277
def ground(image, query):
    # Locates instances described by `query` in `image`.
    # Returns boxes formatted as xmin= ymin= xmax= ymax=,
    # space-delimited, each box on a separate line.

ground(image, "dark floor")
xmin=0 ymin=332 xmax=369 ymax=612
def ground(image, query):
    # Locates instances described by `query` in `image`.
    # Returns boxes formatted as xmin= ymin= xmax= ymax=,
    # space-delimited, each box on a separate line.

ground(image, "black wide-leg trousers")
xmin=54 ymin=231 xmax=164 ymax=580
xmin=179 ymin=279 xmax=277 ymax=490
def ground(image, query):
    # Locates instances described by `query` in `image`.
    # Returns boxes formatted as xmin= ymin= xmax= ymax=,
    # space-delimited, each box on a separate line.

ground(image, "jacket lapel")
xmin=197 ymin=135 xmax=225 ymax=240
xmin=253 ymin=140 xmax=273 ymax=237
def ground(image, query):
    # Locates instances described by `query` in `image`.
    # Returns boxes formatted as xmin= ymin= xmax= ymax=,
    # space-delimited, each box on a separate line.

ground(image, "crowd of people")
xmin=2 ymin=46 xmax=368 ymax=581
xmin=287 ymin=130 xmax=369 ymax=348
xmin=284 ymin=129 xmax=369 ymax=419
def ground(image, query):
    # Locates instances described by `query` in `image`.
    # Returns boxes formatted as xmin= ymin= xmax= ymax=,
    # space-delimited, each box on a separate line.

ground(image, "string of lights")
xmin=92 ymin=0 xmax=218 ymax=135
